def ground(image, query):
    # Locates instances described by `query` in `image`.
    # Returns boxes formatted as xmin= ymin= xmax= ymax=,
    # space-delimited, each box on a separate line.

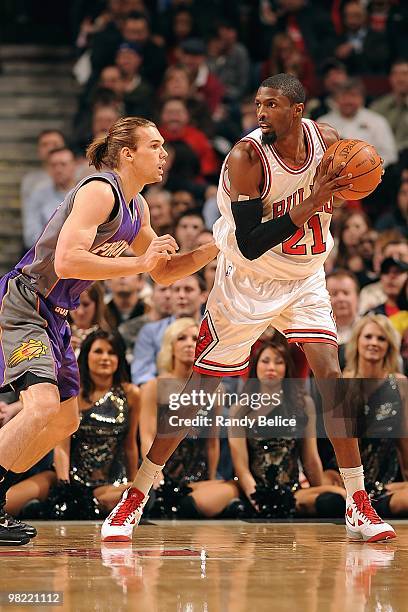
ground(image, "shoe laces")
xmin=110 ymin=489 xmax=144 ymax=526
xmin=3 ymin=512 xmax=23 ymax=525
xmin=353 ymin=490 xmax=382 ymax=525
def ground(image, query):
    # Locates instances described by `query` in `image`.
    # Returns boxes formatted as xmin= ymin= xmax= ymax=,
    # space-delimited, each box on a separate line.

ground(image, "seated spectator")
xmin=376 ymin=180 xmax=408 ymax=238
xmin=161 ymin=6 xmax=197 ymax=65
xmin=196 ymin=229 xmax=214 ymax=248
xmin=119 ymin=282 xmax=172 ymax=359
xmin=239 ymin=94 xmax=258 ymax=135
xmin=179 ymin=38 xmax=224 ymax=115
xmin=160 ymin=64 xmax=214 ymax=136
xmin=99 ymin=64 xmax=126 ymax=99
xmin=208 ymin=21 xmax=250 ymax=102
xmin=20 ymin=130 xmax=65 ymax=214
xmin=326 ymin=270 xmax=360 ymax=370
xmin=144 ymin=187 xmax=174 ymax=236
xmin=359 ymin=234 xmax=408 ymax=315
xmin=387 ymin=2 xmax=408 ymax=66
xmin=69 ymin=283 xmax=110 ymax=356
xmin=334 ymin=211 xmax=371 ymax=272
xmin=105 ymin=274 xmax=146 ymax=328
xmin=259 ymin=32 xmax=316 ymax=96
xmin=357 ymin=228 xmax=380 ymax=287
xmin=370 ymin=59 xmax=408 ymax=157
xmin=328 ymin=314 xmax=408 ymax=518
xmin=121 ymin=11 xmax=167 ymax=87
xmin=306 ymin=59 xmax=348 ymax=121
xmin=171 ymin=189 xmax=197 ymax=219
xmin=5 ymin=331 xmax=140 ymax=518
xmin=158 ymin=97 xmax=219 ymax=182
xmin=269 ymin=0 xmax=336 ymax=70
xmin=89 ymin=0 xmax=128 ymax=77
xmin=221 ymin=339 xmax=346 ymax=518
xmin=73 ymin=88 xmax=123 ymax=157
xmin=318 ymin=78 xmax=398 ymax=168
xmin=201 ymin=257 xmax=217 ymax=299
xmin=335 ymin=0 xmax=390 ymax=75
xmin=131 ymin=274 xmax=206 ymax=385
xmin=140 ymin=318 xmax=223 ymax=518
xmin=115 ymin=42 xmax=153 ymax=117
xmin=76 ymin=104 xmax=120 ymax=175
xmin=390 ymin=278 xmax=408 ymax=338
xmin=23 ymin=147 xmax=77 ymax=249
xmin=92 ymin=103 xmax=121 ymax=140
xmin=367 ymin=257 xmax=408 ymax=319
xmin=174 ymin=210 xmax=205 ymax=253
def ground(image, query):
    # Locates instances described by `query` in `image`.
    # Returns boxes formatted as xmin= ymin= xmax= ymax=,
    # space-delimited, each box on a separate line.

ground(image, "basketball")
xmin=322 ymin=139 xmax=383 ymax=200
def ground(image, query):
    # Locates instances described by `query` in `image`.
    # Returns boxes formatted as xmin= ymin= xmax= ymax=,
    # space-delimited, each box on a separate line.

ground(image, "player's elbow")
xmin=235 ymin=234 xmax=259 ymax=261
xmin=149 ymin=269 xmax=172 ymax=286
xmin=54 ymin=250 xmax=72 ymax=279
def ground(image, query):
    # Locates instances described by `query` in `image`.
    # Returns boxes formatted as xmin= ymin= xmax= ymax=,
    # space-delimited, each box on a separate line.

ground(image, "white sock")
xmin=131 ymin=457 xmax=164 ymax=497
xmin=339 ymin=465 xmax=365 ymax=498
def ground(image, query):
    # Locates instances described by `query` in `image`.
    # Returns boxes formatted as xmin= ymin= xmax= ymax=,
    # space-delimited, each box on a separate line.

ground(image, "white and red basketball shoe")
xmin=345 ymin=490 xmax=396 ymax=542
xmin=101 ymin=487 xmax=148 ymax=542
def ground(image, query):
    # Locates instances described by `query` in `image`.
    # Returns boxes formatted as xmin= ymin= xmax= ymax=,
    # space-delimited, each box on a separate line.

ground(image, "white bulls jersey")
xmin=213 ymin=118 xmax=334 ymax=280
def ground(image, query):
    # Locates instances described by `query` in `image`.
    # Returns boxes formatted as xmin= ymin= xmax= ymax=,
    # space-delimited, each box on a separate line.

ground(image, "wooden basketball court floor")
xmin=1 ymin=520 xmax=408 ymax=611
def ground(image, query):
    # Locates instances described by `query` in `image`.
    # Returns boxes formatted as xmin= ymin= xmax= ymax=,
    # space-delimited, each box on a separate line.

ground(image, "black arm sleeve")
xmin=231 ymin=198 xmax=299 ymax=260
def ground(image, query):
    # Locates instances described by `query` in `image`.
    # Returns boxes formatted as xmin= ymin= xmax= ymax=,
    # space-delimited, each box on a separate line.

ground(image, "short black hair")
xmin=392 ymin=58 xmax=408 ymax=69
xmin=175 ymin=208 xmax=205 ymax=225
xmin=38 ymin=129 xmax=65 ymax=143
xmin=191 ymin=272 xmax=207 ymax=293
xmin=127 ymin=11 xmax=148 ymax=23
xmin=260 ymin=73 xmax=305 ymax=104
xmin=78 ymin=330 xmax=129 ymax=402
xmin=47 ymin=146 xmax=75 ymax=159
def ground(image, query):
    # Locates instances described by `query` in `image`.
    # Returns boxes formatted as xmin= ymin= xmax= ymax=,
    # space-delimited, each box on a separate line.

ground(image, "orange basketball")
xmin=322 ymin=139 xmax=383 ymax=200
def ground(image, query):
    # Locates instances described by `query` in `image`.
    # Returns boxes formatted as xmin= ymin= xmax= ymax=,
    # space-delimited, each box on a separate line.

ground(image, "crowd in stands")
xmin=2 ymin=0 xmax=408 ymax=520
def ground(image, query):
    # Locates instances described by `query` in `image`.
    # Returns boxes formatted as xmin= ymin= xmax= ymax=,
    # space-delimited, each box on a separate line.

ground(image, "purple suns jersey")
xmin=13 ymin=171 xmax=143 ymax=311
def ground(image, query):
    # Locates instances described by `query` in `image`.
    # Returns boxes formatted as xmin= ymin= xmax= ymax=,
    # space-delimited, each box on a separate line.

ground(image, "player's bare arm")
xmin=55 ymin=181 xmax=177 ymax=280
xmin=131 ymin=198 xmax=219 ymax=286
xmin=316 ymin=123 xmax=340 ymax=149
xmin=228 ymin=140 xmax=353 ymax=261
xmin=317 ymin=123 xmax=345 ymax=208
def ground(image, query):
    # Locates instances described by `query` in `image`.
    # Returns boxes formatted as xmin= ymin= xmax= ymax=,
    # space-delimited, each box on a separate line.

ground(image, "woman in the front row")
xmin=324 ymin=313 xmax=408 ymax=519
xmin=140 ymin=318 xmax=237 ymax=518
xmin=6 ymin=330 xmax=139 ymax=518
xmin=226 ymin=337 xmax=347 ymax=518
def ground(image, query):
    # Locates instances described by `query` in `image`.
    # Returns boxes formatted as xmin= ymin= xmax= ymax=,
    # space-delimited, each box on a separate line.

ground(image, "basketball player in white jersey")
xmin=102 ymin=74 xmax=396 ymax=543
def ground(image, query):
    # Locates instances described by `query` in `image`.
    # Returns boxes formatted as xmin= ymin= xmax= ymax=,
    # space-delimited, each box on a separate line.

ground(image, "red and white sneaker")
xmin=345 ymin=490 xmax=396 ymax=542
xmin=101 ymin=487 xmax=148 ymax=542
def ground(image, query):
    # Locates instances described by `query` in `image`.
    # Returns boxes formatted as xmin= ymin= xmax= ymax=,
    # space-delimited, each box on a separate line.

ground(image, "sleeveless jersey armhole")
xmin=74 ymin=176 xmax=120 ymax=224
xmin=134 ymin=194 xmax=144 ymax=223
xmin=241 ymin=138 xmax=272 ymax=200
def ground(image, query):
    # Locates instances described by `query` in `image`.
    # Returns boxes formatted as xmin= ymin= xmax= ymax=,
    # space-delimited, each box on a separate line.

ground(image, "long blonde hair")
xmin=157 ymin=318 xmax=197 ymax=374
xmin=86 ymin=116 xmax=156 ymax=170
xmin=344 ymin=313 xmax=401 ymax=376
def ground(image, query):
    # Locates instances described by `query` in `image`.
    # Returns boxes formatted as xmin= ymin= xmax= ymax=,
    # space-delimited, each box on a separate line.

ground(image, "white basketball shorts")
xmin=193 ymin=253 xmax=337 ymax=377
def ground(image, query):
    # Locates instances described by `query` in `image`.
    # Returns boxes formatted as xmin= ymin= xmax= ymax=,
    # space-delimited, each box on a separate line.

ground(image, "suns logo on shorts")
xmin=7 ymin=339 xmax=48 ymax=368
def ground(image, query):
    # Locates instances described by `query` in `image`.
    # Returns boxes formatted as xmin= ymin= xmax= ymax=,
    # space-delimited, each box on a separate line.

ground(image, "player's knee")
xmin=65 ymin=413 xmax=80 ymax=435
xmin=52 ymin=408 xmax=80 ymax=437
xmin=319 ymin=364 xmax=341 ymax=379
xmin=25 ymin=391 xmax=60 ymax=426
xmin=30 ymin=400 xmax=60 ymax=427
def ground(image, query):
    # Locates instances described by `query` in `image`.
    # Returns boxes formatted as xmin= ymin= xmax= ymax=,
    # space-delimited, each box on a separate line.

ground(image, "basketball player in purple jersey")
xmin=0 ymin=117 xmax=218 ymax=545
xmin=102 ymin=75 xmax=395 ymax=543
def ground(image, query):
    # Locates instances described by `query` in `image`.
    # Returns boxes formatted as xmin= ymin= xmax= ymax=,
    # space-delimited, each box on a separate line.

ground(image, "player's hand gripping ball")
xmin=322 ymin=139 xmax=383 ymax=200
